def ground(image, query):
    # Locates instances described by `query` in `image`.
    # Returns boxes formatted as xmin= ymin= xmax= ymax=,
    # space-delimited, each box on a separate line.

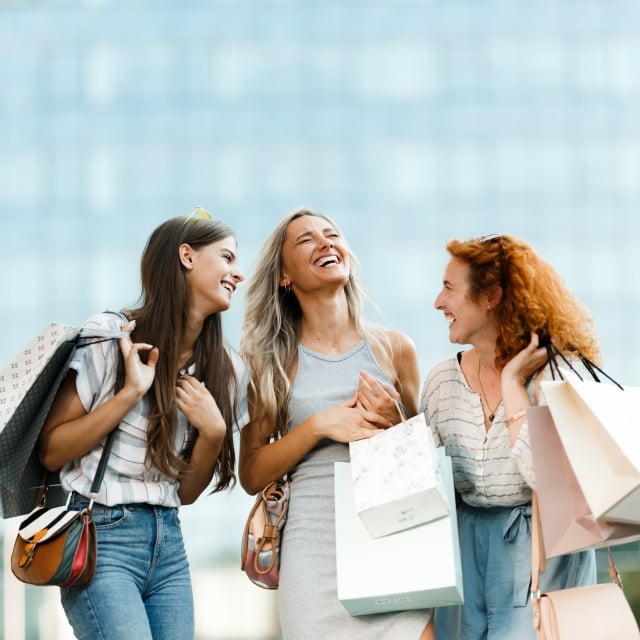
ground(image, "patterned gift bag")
xmin=0 ymin=323 xmax=79 ymax=518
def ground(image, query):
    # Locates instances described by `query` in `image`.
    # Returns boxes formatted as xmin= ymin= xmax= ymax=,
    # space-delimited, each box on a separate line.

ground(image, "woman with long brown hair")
xmin=38 ymin=209 xmax=246 ymax=639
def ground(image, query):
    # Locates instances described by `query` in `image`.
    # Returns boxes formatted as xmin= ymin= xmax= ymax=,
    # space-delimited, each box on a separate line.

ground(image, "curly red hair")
xmin=447 ymin=234 xmax=601 ymax=370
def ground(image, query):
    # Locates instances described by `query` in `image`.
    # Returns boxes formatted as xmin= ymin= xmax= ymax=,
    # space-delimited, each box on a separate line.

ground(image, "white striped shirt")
xmin=60 ymin=312 xmax=248 ymax=507
xmin=420 ymin=353 xmax=545 ymax=509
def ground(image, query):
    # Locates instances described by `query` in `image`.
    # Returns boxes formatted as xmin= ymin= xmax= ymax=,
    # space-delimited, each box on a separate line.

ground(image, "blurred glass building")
xmin=1 ymin=1 xmax=639 ymax=638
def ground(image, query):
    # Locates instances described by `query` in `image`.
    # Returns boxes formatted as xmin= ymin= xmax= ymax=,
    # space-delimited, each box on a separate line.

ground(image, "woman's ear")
xmin=487 ymin=285 xmax=503 ymax=309
xmin=179 ymin=243 xmax=194 ymax=270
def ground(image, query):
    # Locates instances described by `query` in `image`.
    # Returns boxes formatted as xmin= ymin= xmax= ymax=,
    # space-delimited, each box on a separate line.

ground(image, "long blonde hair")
xmin=240 ymin=208 xmax=389 ymax=437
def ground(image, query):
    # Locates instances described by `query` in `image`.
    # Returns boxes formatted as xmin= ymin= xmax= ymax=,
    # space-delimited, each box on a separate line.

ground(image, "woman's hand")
xmin=119 ymin=321 xmax=159 ymax=400
xmin=176 ymin=376 xmax=227 ymax=504
xmin=502 ymin=333 xmax=549 ymax=387
xmin=317 ymin=391 xmax=381 ymax=443
xmin=356 ymin=370 xmax=403 ymax=428
xmin=176 ymin=375 xmax=227 ymax=441
xmin=39 ymin=320 xmax=159 ymax=470
xmin=501 ymin=333 xmax=550 ymax=445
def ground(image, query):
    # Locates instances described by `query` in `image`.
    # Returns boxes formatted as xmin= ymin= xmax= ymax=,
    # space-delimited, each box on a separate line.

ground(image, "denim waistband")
xmin=67 ymin=492 xmax=176 ymax=512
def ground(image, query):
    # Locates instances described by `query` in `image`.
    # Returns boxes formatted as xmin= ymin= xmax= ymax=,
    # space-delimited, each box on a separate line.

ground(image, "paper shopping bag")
xmin=334 ymin=449 xmax=463 ymax=616
xmin=0 ymin=320 xmax=128 ymax=518
xmin=349 ymin=412 xmax=449 ymax=538
xmin=0 ymin=323 xmax=80 ymax=518
xmin=542 ymin=370 xmax=640 ymax=524
xmin=527 ymin=406 xmax=640 ymax=558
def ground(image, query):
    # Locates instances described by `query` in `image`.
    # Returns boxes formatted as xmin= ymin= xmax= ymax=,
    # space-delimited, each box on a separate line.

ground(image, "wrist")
xmin=506 ymin=408 xmax=527 ymax=427
xmin=195 ymin=425 xmax=226 ymax=447
xmin=116 ymin=385 xmax=144 ymax=406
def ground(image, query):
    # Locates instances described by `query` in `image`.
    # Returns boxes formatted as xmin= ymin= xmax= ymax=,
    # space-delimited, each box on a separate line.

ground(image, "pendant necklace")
xmin=477 ymin=359 xmax=502 ymax=422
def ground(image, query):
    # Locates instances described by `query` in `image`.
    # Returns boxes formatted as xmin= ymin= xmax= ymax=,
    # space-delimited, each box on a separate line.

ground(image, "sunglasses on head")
xmin=479 ymin=233 xmax=501 ymax=243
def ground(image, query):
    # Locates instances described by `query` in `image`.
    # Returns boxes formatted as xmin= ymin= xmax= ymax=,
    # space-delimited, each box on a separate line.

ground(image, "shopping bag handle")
xmin=530 ymin=490 xmax=624 ymax=627
xmin=543 ymin=341 xmax=623 ymax=390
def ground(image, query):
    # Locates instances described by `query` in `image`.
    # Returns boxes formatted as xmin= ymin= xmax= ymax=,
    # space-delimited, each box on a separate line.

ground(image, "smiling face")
xmin=183 ymin=236 xmax=244 ymax=315
xmin=279 ymin=214 xmax=350 ymax=293
xmin=434 ymin=256 xmax=493 ymax=346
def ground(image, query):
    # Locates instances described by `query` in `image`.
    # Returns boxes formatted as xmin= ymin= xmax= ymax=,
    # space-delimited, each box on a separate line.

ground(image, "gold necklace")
xmin=477 ymin=358 xmax=502 ymax=422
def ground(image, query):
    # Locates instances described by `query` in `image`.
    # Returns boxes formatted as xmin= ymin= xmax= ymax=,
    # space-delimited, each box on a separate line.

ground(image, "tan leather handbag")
xmin=240 ymin=476 xmax=289 ymax=589
xmin=530 ymin=492 xmax=640 ymax=639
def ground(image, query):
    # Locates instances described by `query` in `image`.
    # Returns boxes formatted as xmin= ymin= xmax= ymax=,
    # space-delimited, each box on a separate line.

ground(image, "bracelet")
xmin=506 ymin=409 xmax=527 ymax=426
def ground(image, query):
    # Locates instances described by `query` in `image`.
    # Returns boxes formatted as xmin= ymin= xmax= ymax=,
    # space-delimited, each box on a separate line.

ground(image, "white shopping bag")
xmin=335 ymin=448 xmax=463 ymax=616
xmin=528 ymin=405 xmax=640 ymax=558
xmin=542 ymin=368 xmax=640 ymax=524
xmin=349 ymin=412 xmax=449 ymax=538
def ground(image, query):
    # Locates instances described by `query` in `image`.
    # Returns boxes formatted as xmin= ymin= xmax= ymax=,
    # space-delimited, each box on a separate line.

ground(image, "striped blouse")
xmin=420 ymin=353 xmax=538 ymax=509
xmin=60 ymin=312 xmax=248 ymax=507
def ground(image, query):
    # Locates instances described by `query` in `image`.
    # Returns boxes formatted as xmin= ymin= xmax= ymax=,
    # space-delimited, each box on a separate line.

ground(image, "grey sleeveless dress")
xmin=278 ymin=340 xmax=432 ymax=639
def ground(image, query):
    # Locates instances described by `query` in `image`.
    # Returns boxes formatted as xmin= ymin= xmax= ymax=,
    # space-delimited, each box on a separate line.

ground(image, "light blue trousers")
xmin=60 ymin=497 xmax=194 ymax=640
xmin=436 ymin=501 xmax=596 ymax=640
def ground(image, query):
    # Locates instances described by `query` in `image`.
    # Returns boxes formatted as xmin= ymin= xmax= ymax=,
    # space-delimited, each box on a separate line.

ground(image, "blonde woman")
xmin=240 ymin=209 xmax=435 ymax=639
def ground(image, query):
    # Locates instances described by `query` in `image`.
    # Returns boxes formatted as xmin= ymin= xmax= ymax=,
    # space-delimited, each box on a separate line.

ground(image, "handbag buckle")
xmin=18 ymin=528 xmax=48 ymax=568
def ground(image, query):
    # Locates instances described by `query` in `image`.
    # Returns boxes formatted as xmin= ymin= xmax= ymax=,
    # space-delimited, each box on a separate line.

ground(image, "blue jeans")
xmin=60 ymin=496 xmax=194 ymax=640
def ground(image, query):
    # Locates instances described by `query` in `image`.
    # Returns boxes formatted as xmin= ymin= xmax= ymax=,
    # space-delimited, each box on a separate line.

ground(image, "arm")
xmin=501 ymin=333 xmax=548 ymax=446
xmin=501 ymin=333 xmax=550 ymax=489
xmin=239 ymin=391 xmax=380 ymax=496
xmin=38 ymin=331 xmax=157 ymax=470
xmin=391 ymin=330 xmax=420 ymax=417
xmin=175 ymin=375 xmax=227 ymax=505
xmin=357 ymin=330 xmax=421 ymax=426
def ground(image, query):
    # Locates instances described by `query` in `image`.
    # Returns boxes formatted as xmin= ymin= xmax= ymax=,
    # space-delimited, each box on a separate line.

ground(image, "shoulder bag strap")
xmin=530 ymin=491 xmax=544 ymax=632
xmin=530 ymin=490 xmax=625 ymax=631
xmin=88 ymin=429 xmax=117 ymax=498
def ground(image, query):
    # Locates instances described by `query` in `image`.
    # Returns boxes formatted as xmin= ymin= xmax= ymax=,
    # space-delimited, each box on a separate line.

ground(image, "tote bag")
xmin=0 ymin=323 xmax=79 ymax=518
xmin=527 ymin=405 xmax=640 ymax=558
xmin=334 ymin=448 xmax=463 ymax=616
xmin=0 ymin=320 xmax=128 ymax=518
xmin=541 ymin=370 xmax=640 ymax=524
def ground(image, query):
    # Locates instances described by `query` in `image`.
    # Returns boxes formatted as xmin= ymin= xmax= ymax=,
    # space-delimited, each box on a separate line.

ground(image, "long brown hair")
xmin=125 ymin=216 xmax=240 ymax=491
xmin=447 ymin=234 xmax=600 ymax=369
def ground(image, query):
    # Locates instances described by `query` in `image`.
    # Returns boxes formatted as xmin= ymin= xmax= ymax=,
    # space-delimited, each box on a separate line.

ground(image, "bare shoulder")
xmin=376 ymin=327 xmax=420 ymax=414
xmin=378 ymin=327 xmax=417 ymax=358
xmin=368 ymin=326 xmax=419 ymax=378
